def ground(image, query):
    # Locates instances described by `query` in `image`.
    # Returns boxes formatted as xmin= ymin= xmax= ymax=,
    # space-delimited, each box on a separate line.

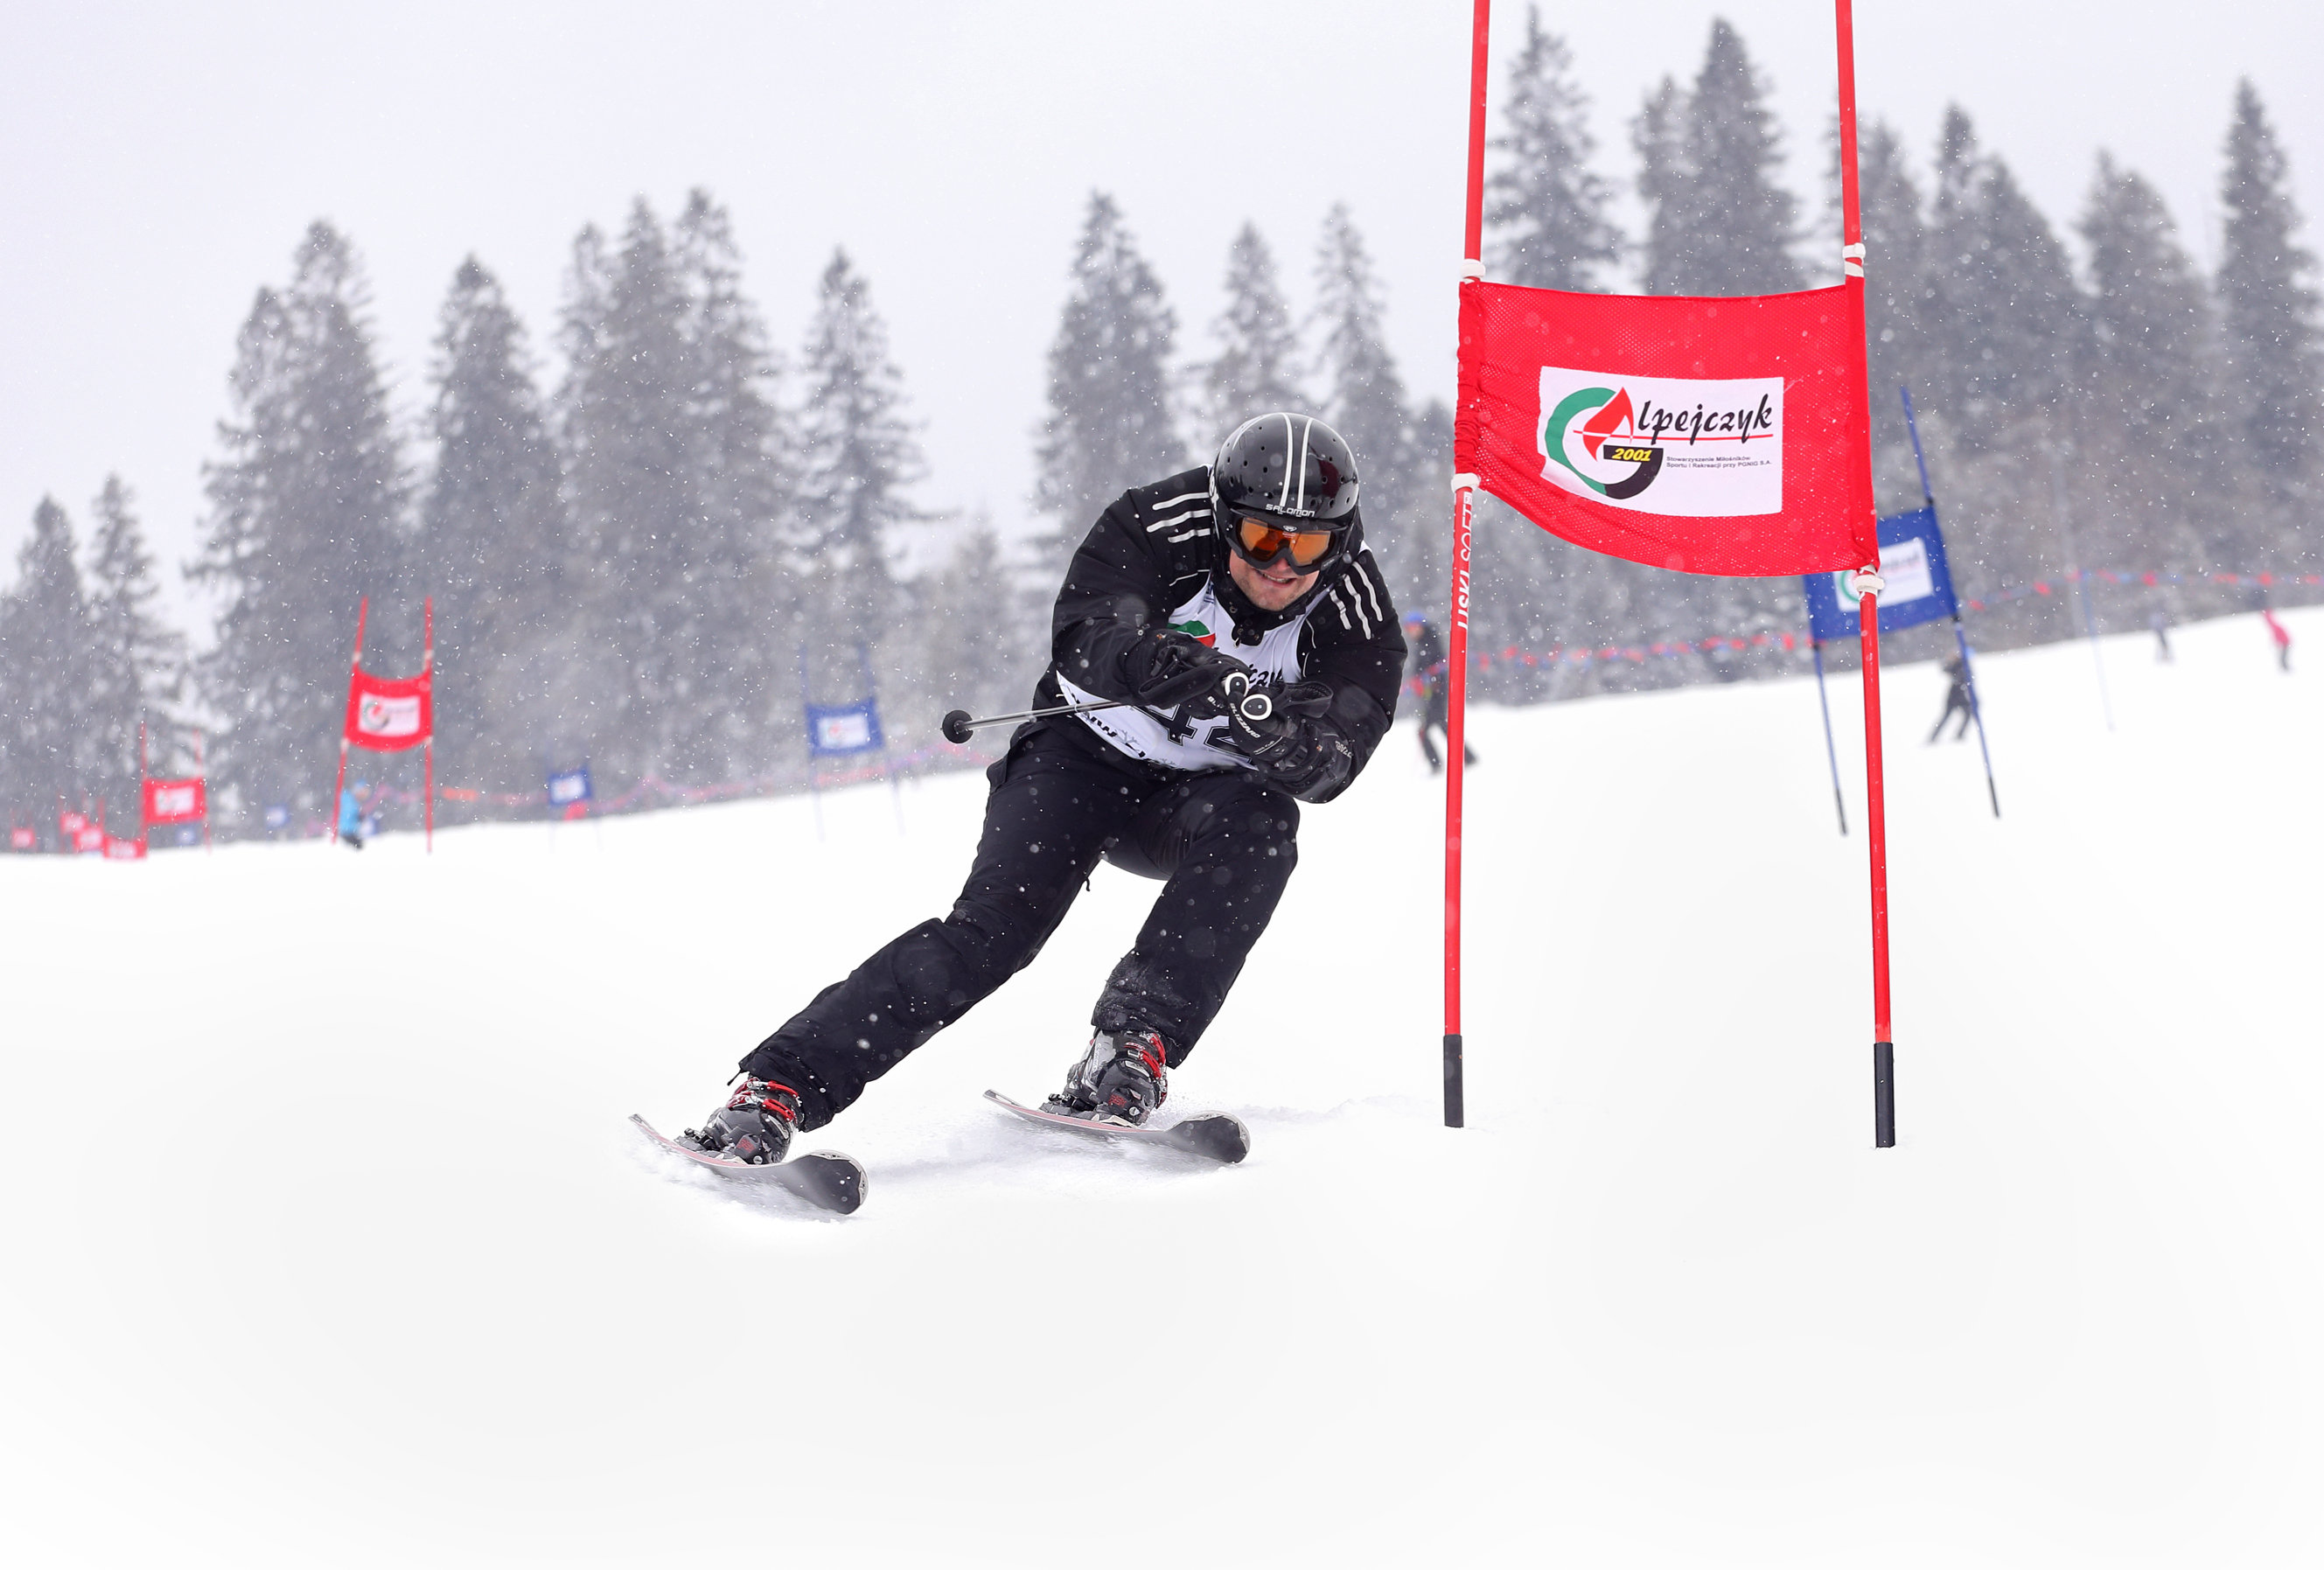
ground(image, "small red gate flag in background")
xmin=332 ymin=597 xmax=436 ymax=850
xmin=143 ymin=778 xmax=207 ymax=826
xmin=344 ymin=669 xmax=432 ymax=751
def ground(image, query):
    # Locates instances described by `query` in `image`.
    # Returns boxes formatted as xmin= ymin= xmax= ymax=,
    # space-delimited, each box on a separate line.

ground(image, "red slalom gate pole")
xmin=1860 ymin=590 xmax=1895 ymax=1145
xmin=1835 ymin=0 xmax=1894 ymax=1146
xmin=422 ymin=596 xmax=435 ymax=854
xmin=1442 ymin=0 xmax=1491 ymax=1129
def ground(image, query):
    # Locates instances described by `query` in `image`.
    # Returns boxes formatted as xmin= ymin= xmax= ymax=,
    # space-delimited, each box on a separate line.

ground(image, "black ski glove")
xmin=1209 ymin=680 xmax=1351 ymax=798
xmin=1121 ymin=628 xmax=1254 ymax=712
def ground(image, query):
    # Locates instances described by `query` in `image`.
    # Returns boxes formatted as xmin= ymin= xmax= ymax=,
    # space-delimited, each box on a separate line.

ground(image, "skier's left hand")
xmin=1210 ymin=680 xmax=1345 ymax=789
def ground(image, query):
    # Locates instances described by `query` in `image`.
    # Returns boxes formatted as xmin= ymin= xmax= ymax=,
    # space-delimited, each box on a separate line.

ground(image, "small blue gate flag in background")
xmin=1802 ymin=506 xmax=1960 ymax=642
xmin=806 ymin=698 xmax=883 ymax=757
xmin=547 ymin=765 xmax=594 ymax=807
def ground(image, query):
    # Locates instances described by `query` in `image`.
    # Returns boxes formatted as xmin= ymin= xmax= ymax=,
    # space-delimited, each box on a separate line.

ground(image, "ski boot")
xmin=1043 ymin=1029 xmax=1170 ymax=1127
xmin=683 ymin=1077 xmax=801 ymax=1165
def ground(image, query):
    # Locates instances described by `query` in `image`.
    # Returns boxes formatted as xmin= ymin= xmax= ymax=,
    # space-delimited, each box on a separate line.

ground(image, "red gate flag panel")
xmin=143 ymin=778 xmax=207 ymax=826
xmin=1455 ymin=279 xmax=1879 ymax=576
xmin=345 ymin=667 xmax=432 ymax=751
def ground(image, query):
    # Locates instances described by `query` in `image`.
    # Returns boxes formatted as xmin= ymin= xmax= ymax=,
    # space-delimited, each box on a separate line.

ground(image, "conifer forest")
xmin=3 ymin=13 xmax=2317 ymax=838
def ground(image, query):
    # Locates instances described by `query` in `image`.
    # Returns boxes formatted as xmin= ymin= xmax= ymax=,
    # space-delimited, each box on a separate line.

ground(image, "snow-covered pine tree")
xmin=2076 ymin=154 xmax=2221 ymax=567
xmin=420 ymin=256 xmax=567 ymax=798
xmin=1033 ymin=193 xmax=1182 ymax=560
xmin=1312 ymin=204 xmax=1428 ymax=617
xmin=1927 ymin=108 xmax=2083 ymax=455
xmin=1640 ymin=20 xmax=1802 ymax=297
xmin=84 ymin=478 xmax=187 ymax=794
xmin=1198 ymin=222 xmax=1305 ymax=446
xmin=2079 ymin=156 xmax=2215 ymax=453
xmin=189 ymin=223 xmax=412 ymax=823
xmin=797 ymin=248 xmax=924 ymax=666
xmin=2217 ymin=80 xmax=2322 ymax=542
xmin=555 ymin=201 xmax=701 ymax=785
xmin=901 ymin=513 xmax=1039 ymax=746
xmin=1633 ymin=74 xmax=1692 ymax=297
xmin=0 ymin=499 xmax=108 ymax=827
xmin=674 ymin=190 xmax=792 ymax=777
xmin=1485 ymin=7 xmax=1620 ymax=291
xmin=1856 ymin=120 xmax=1935 ymax=442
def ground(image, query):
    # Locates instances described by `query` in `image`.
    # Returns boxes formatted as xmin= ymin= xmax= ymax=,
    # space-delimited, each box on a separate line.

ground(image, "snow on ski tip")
xmin=983 ymin=1090 xmax=1250 ymax=1164
xmin=628 ymin=1113 xmax=866 ymax=1215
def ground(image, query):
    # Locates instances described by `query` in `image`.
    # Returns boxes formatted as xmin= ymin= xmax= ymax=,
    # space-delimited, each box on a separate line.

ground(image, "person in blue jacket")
xmin=338 ymin=780 xmax=370 ymax=850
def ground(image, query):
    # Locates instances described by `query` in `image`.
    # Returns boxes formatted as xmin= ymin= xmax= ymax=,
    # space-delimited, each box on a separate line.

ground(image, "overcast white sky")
xmin=6 ymin=1 xmax=2320 ymax=632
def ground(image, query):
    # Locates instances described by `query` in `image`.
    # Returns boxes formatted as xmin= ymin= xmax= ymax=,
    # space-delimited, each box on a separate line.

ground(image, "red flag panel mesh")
xmin=1455 ymin=278 xmax=1878 ymax=577
xmin=344 ymin=666 xmax=433 ymax=751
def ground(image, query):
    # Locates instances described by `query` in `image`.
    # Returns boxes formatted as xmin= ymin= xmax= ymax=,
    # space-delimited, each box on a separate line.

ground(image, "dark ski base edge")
xmin=628 ymin=1113 xmax=866 ymax=1215
xmin=983 ymin=1090 xmax=1250 ymax=1164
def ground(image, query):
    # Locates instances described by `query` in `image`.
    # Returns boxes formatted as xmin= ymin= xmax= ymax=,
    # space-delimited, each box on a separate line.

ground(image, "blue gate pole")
xmin=2045 ymin=445 xmax=2115 ymax=731
xmin=1811 ymin=638 xmax=1847 ymax=836
xmin=1951 ymin=619 xmax=2000 ymax=818
xmin=1903 ymin=387 xmax=1999 ymax=816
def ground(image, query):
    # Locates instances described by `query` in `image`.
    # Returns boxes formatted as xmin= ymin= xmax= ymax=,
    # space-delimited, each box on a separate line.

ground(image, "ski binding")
xmin=983 ymin=1089 xmax=1249 ymax=1164
xmin=629 ymin=1113 xmax=865 ymax=1214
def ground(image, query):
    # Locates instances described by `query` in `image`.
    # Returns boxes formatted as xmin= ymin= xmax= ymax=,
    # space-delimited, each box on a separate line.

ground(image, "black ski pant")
xmin=1928 ymin=689 xmax=1972 ymax=743
xmin=1417 ymin=687 xmax=1476 ymax=771
xmin=739 ymin=723 xmax=1301 ymax=1130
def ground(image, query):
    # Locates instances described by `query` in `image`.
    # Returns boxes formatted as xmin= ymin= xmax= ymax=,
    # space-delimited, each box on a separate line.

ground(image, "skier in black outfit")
xmin=688 ymin=414 xmax=1405 ymax=1162
xmin=1404 ymin=611 xmax=1476 ymax=773
xmin=1927 ymin=654 xmax=1974 ymax=743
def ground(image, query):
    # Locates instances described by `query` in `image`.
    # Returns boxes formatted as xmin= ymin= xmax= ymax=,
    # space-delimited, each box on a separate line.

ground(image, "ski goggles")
xmin=1232 ymin=514 xmax=1343 ymax=571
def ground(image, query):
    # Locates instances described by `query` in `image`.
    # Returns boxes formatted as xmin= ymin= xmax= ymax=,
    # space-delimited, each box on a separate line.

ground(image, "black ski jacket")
xmin=1030 ymin=466 xmax=1406 ymax=804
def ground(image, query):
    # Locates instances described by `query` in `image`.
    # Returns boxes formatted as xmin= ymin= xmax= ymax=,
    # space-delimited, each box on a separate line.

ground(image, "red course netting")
xmin=1455 ymin=278 xmax=1878 ymax=577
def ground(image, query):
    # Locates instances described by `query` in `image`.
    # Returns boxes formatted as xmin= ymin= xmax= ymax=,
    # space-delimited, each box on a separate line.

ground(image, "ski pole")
xmin=941 ymin=679 xmax=1273 ymax=744
xmin=941 ymin=698 xmax=1125 ymax=743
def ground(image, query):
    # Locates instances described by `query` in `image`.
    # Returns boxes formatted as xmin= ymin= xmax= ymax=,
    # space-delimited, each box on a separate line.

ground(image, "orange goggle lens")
xmin=1236 ymin=517 xmax=1336 ymax=568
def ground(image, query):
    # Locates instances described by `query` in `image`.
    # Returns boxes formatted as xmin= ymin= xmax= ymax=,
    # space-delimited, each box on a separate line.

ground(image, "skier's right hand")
xmin=1121 ymin=628 xmax=1253 ymax=712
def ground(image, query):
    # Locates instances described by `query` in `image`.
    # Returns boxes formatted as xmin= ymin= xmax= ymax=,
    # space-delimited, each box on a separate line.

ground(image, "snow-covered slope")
xmin=4 ymin=610 xmax=2317 ymax=1567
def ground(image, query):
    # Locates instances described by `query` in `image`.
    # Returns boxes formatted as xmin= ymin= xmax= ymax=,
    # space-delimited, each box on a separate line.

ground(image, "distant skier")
xmin=338 ymin=781 xmax=371 ymax=850
xmin=2149 ymin=609 xmax=2174 ymax=662
xmin=1405 ymin=611 xmax=1477 ymax=774
xmin=2263 ymin=607 xmax=2293 ymax=673
xmin=1927 ymin=654 xmax=1974 ymax=743
xmin=684 ymin=414 xmax=1406 ymax=1163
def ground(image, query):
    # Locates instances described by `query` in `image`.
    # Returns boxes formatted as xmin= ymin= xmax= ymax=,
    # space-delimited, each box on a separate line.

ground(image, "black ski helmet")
xmin=1210 ymin=413 xmax=1360 ymax=568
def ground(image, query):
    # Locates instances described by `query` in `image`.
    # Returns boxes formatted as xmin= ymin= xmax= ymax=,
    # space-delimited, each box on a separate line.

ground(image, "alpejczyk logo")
xmin=1536 ymin=366 xmax=1787 ymax=518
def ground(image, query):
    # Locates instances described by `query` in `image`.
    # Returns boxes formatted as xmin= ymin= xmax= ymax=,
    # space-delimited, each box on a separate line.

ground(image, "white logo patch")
xmin=1536 ymin=366 xmax=1784 ymax=517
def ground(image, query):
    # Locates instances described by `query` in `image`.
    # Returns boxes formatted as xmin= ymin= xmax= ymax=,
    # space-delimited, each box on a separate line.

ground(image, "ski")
xmin=982 ymin=1089 xmax=1249 ymax=1164
xmin=628 ymin=1113 xmax=866 ymax=1215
